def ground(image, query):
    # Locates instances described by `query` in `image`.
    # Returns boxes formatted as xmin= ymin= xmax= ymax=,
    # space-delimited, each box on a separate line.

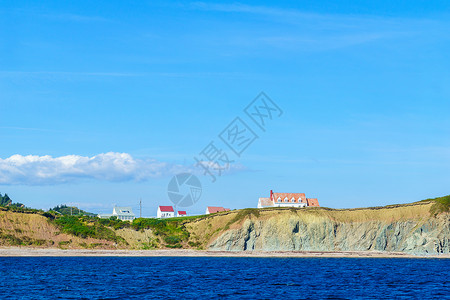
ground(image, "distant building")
xmin=257 ymin=190 xmax=320 ymax=209
xmin=98 ymin=205 xmax=135 ymax=221
xmin=206 ymin=206 xmax=230 ymax=214
xmin=177 ymin=211 xmax=187 ymax=217
xmin=157 ymin=206 xmax=175 ymax=218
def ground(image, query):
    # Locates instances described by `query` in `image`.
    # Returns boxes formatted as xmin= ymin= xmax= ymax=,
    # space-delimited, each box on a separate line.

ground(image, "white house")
xmin=157 ymin=206 xmax=175 ymax=218
xmin=98 ymin=205 xmax=135 ymax=221
xmin=257 ymin=190 xmax=320 ymax=209
xmin=205 ymin=206 xmax=230 ymax=214
xmin=177 ymin=210 xmax=187 ymax=217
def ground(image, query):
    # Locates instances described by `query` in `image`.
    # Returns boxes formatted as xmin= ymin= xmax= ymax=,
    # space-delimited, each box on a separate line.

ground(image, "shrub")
xmin=132 ymin=218 xmax=190 ymax=248
xmin=52 ymin=216 xmax=127 ymax=244
xmin=164 ymin=236 xmax=181 ymax=245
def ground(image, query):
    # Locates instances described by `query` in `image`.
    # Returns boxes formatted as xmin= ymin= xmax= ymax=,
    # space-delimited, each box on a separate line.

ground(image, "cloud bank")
xmin=0 ymin=152 xmax=194 ymax=185
xmin=0 ymin=152 xmax=247 ymax=185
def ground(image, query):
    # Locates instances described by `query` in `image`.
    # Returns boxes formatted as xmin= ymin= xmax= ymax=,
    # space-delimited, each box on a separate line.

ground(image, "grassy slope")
xmin=0 ymin=196 xmax=448 ymax=250
xmin=0 ymin=210 xmax=119 ymax=249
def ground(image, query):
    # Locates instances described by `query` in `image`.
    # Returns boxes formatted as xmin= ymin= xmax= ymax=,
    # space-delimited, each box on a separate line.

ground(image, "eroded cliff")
xmin=187 ymin=202 xmax=449 ymax=255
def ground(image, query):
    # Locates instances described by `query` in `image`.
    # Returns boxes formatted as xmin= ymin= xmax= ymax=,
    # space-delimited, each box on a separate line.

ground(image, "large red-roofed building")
xmin=257 ymin=190 xmax=319 ymax=208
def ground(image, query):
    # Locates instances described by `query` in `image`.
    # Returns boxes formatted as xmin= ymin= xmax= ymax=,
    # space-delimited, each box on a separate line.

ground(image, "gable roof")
xmin=306 ymin=198 xmax=320 ymax=207
xmin=178 ymin=211 xmax=186 ymax=215
xmin=207 ymin=206 xmax=229 ymax=213
xmin=113 ymin=206 xmax=135 ymax=216
xmin=159 ymin=206 xmax=174 ymax=212
xmin=271 ymin=193 xmax=306 ymax=203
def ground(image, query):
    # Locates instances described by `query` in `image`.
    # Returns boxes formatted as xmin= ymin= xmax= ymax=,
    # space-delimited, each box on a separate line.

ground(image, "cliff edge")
xmin=187 ymin=200 xmax=449 ymax=255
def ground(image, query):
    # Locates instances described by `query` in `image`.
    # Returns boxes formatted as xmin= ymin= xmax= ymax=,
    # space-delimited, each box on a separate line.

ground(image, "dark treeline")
xmin=0 ymin=193 xmax=24 ymax=207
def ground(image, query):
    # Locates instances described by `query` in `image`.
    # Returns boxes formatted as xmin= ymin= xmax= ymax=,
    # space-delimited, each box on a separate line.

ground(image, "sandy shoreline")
xmin=0 ymin=248 xmax=448 ymax=258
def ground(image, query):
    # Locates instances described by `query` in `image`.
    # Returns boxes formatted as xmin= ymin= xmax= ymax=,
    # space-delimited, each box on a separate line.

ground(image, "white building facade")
xmin=157 ymin=206 xmax=175 ymax=218
xmin=98 ymin=206 xmax=136 ymax=221
xmin=177 ymin=211 xmax=187 ymax=217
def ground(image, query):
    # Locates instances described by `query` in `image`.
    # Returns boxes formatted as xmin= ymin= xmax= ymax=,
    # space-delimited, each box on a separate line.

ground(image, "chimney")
xmin=270 ymin=190 xmax=273 ymax=199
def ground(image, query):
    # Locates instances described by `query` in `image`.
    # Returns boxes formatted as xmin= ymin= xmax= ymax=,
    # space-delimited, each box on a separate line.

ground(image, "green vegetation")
xmin=429 ymin=195 xmax=450 ymax=215
xmin=138 ymin=238 xmax=159 ymax=250
xmin=79 ymin=242 xmax=104 ymax=249
xmin=132 ymin=218 xmax=190 ymax=248
xmin=0 ymin=193 xmax=44 ymax=215
xmin=0 ymin=230 xmax=46 ymax=246
xmin=223 ymin=208 xmax=260 ymax=230
xmin=50 ymin=204 xmax=96 ymax=216
xmin=0 ymin=191 xmax=448 ymax=251
xmin=0 ymin=193 xmax=24 ymax=207
xmin=97 ymin=216 xmax=131 ymax=230
xmin=53 ymin=215 xmax=127 ymax=244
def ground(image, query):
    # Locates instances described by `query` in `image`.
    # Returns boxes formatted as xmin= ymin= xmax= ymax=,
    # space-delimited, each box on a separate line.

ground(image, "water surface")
xmin=0 ymin=257 xmax=448 ymax=299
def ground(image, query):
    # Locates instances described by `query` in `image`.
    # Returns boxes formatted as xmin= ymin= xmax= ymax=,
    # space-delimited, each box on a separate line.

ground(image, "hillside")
xmin=0 ymin=197 xmax=448 ymax=255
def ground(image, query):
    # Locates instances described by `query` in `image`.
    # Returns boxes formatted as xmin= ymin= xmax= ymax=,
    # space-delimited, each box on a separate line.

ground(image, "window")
xmin=277 ymin=197 xmax=281 ymax=202
xmin=291 ymin=197 xmax=295 ymax=202
xmin=284 ymin=197 xmax=288 ymax=202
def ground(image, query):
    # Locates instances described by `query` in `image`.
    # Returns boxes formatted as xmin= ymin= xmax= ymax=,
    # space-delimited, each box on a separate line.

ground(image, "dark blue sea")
xmin=0 ymin=257 xmax=448 ymax=299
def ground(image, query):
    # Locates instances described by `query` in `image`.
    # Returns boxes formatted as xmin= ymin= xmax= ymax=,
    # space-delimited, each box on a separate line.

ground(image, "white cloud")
xmin=0 ymin=152 xmax=247 ymax=185
xmin=0 ymin=153 xmax=191 ymax=185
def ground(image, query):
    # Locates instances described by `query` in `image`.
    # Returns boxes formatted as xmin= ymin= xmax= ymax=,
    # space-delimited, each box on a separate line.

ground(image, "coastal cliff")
xmin=188 ymin=201 xmax=449 ymax=255
xmin=0 ymin=198 xmax=448 ymax=255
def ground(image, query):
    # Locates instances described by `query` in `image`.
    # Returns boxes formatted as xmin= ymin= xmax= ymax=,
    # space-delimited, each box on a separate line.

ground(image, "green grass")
xmin=428 ymin=195 xmax=450 ymax=215
xmin=0 ymin=232 xmax=47 ymax=246
xmin=132 ymin=218 xmax=190 ymax=248
xmin=52 ymin=215 xmax=128 ymax=244
xmin=0 ymin=205 xmax=44 ymax=215
xmin=223 ymin=208 xmax=260 ymax=230
xmin=50 ymin=204 xmax=96 ymax=216
xmin=97 ymin=216 xmax=131 ymax=230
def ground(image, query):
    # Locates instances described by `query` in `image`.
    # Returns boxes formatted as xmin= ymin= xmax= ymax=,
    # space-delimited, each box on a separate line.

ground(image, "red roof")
xmin=306 ymin=198 xmax=320 ymax=207
xmin=159 ymin=206 xmax=174 ymax=212
xmin=207 ymin=206 xmax=228 ymax=213
xmin=178 ymin=211 xmax=186 ymax=215
xmin=271 ymin=192 xmax=306 ymax=203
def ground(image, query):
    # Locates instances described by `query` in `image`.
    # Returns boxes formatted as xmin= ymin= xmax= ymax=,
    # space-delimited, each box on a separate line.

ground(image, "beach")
xmin=1 ymin=247 xmax=448 ymax=258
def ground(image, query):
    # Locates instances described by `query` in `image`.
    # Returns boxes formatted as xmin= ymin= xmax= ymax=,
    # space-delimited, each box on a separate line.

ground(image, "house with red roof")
xmin=205 ymin=206 xmax=230 ymax=214
xmin=177 ymin=211 xmax=187 ymax=217
xmin=257 ymin=190 xmax=320 ymax=208
xmin=157 ymin=205 xmax=175 ymax=218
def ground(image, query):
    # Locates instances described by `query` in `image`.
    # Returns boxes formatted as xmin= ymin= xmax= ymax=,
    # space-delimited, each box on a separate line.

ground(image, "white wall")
xmin=157 ymin=209 xmax=174 ymax=218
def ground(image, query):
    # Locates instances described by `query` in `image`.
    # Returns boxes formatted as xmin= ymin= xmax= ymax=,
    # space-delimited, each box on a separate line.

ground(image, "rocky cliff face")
xmin=207 ymin=204 xmax=449 ymax=255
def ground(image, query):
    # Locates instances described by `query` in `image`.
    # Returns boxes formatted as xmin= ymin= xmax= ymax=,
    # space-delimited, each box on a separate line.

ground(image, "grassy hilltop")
xmin=0 ymin=196 xmax=448 ymax=254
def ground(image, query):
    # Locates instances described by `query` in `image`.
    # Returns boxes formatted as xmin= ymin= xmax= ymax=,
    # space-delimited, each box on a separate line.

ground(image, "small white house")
xmin=98 ymin=205 xmax=135 ymax=221
xmin=157 ymin=206 xmax=175 ymax=218
xmin=177 ymin=211 xmax=187 ymax=217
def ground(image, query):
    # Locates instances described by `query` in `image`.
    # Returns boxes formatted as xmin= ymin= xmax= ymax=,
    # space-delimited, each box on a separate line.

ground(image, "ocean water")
xmin=0 ymin=257 xmax=448 ymax=299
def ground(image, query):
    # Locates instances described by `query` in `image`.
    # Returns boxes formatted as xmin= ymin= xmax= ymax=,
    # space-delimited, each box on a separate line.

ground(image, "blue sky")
xmin=1 ymin=1 xmax=449 ymax=216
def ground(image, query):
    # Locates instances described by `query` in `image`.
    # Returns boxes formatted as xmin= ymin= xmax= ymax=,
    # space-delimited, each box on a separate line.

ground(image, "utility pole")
xmin=139 ymin=198 xmax=142 ymax=218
